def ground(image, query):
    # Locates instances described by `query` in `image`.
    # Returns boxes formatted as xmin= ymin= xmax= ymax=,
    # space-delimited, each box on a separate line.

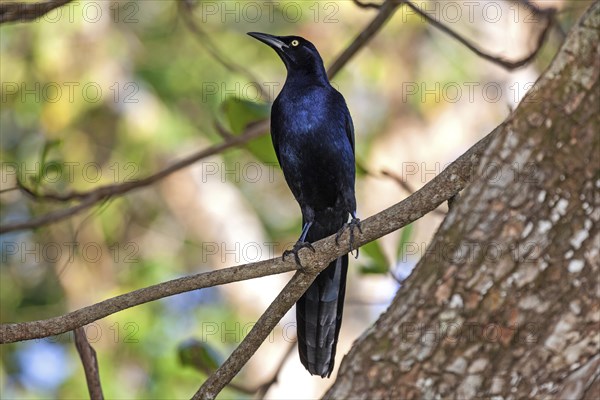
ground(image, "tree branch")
xmin=74 ymin=327 xmax=104 ymax=400
xmin=178 ymin=0 xmax=270 ymax=101
xmin=328 ymin=0 xmax=402 ymax=78
xmin=0 ymin=125 xmax=494 ymax=345
xmin=0 ymin=0 xmax=73 ymax=24
xmin=192 ymin=128 xmax=497 ymax=399
xmin=381 ymin=169 xmax=446 ymax=216
xmin=182 ymin=338 xmax=295 ymax=396
xmin=351 ymin=0 xmax=383 ymax=10
xmin=0 ymin=120 xmax=268 ymax=234
xmin=404 ymin=0 xmax=555 ymax=70
xmin=0 ymin=252 xmax=291 ymax=344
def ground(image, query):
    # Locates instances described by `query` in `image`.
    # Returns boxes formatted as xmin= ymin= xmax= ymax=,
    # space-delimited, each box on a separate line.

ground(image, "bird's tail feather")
xmin=296 ymin=214 xmax=348 ymax=377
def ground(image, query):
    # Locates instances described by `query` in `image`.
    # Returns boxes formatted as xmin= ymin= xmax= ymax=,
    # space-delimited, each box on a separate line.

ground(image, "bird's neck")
xmin=285 ymin=61 xmax=330 ymax=88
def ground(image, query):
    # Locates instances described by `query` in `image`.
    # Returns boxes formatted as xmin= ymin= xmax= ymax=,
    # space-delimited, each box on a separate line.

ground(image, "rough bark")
xmin=326 ymin=2 xmax=600 ymax=399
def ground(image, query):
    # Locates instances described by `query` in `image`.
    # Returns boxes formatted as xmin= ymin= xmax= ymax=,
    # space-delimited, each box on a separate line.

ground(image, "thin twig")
xmin=0 ymin=120 xmax=268 ymax=234
xmin=328 ymin=0 xmax=403 ymax=78
xmin=74 ymin=327 xmax=104 ymax=400
xmin=0 ymin=193 xmax=109 ymax=235
xmin=183 ymin=338 xmax=296 ymax=397
xmin=404 ymin=0 xmax=555 ymax=70
xmin=513 ymin=0 xmax=557 ymax=16
xmin=381 ymin=169 xmax=416 ymax=194
xmin=0 ymin=0 xmax=73 ymax=24
xmin=351 ymin=0 xmax=383 ymax=10
xmin=214 ymin=119 xmax=235 ymax=140
xmin=178 ymin=0 xmax=269 ymax=101
xmin=0 ymin=186 xmax=19 ymax=194
xmin=181 ymin=339 xmax=257 ymax=395
xmin=255 ymin=340 xmax=297 ymax=399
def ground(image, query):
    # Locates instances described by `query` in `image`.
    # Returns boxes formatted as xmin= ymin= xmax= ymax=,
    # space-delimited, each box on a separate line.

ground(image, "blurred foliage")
xmin=359 ymin=239 xmax=389 ymax=275
xmin=0 ymin=0 xmax=588 ymax=398
xmin=178 ymin=338 xmax=222 ymax=374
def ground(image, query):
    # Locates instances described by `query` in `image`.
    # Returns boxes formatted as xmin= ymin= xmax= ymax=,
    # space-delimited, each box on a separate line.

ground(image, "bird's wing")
xmin=271 ymin=128 xmax=282 ymax=165
xmin=345 ymin=110 xmax=355 ymax=155
xmin=333 ymin=89 xmax=355 ymax=155
xmin=270 ymin=100 xmax=283 ymax=165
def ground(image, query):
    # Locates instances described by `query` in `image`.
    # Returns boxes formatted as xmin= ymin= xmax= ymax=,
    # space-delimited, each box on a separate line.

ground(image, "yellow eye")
xmin=291 ymin=40 xmax=299 ymax=47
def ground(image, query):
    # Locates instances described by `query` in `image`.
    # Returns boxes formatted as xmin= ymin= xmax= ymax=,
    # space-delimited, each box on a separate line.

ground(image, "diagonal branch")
xmin=0 ymin=125 xmax=495 ymax=345
xmin=0 ymin=120 xmax=268 ymax=234
xmin=74 ymin=327 xmax=104 ymax=400
xmin=178 ymin=0 xmax=269 ymax=101
xmin=192 ymin=128 xmax=497 ymax=399
xmin=381 ymin=169 xmax=446 ymax=216
xmin=328 ymin=0 xmax=402 ymax=78
xmin=404 ymin=0 xmax=555 ymax=70
xmin=0 ymin=0 xmax=73 ymax=24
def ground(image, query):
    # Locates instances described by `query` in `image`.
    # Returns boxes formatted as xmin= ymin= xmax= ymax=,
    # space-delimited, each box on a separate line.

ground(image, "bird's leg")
xmin=283 ymin=221 xmax=315 ymax=269
xmin=335 ymin=213 xmax=362 ymax=258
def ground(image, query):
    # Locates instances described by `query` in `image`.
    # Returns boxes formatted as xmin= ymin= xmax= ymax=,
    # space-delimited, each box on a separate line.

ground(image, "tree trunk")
xmin=326 ymin=2 xmax=600 ymax=399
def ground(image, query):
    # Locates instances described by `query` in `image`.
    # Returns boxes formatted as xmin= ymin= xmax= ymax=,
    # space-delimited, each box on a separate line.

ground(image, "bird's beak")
xmin=247 ymin=32 xmax=288 ymax=52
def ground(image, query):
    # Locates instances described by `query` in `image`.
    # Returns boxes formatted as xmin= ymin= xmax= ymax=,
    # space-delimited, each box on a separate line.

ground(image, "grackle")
xmin=248 ymin=32 xmax=360 ymax=378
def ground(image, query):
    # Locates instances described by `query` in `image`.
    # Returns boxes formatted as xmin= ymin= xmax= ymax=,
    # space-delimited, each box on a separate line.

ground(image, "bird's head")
xmin=247 ymin=32 xmax=327 ymax=78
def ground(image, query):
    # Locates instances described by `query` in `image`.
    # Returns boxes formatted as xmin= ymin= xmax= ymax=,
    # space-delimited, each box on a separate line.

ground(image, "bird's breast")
xmin=278 ymin=92 xmax=327 ymax=135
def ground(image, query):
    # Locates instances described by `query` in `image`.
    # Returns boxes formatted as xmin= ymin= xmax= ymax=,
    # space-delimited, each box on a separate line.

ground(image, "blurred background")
xmin=0 ymin=0 xmax=591 ymax=398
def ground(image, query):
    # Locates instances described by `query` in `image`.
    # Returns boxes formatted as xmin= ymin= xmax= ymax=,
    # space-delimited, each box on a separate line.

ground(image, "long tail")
xmin=296 ymin=214 xmax=348 ymax=377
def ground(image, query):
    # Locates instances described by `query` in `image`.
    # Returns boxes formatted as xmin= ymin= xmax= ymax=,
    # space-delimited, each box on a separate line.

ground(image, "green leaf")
xmin=221 ymin=97 xmax=270 ymax=135
xmin=355 ymin=159 xmax=369 ymax=177
xmin=396 ymin=223 xmax=415 ymax=262
xmin=359 ymin=240 xmax=389 ymax=275
xmin=360 ymin=263 xmax=390 ymax=275
xmin=178 ymin=338 xmax=222 ymax=374
xmin=221 ymin=97 xmax=277 ymax=164
xmin=245 ymin=134 xmax=279 ymax=165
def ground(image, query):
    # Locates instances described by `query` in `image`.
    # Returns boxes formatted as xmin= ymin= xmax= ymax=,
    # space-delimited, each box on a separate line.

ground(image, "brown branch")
xmin=0 ymin=0 xmax=73 ymax=24
xmin=404 ymin=0 xmax=555 ymax=70
xmin=0 ymin=252 xmax=293 ymax=344
xmin=183 ymin=338 xmax=296 ymax=397
xmin=0 ymin=120 xmax=268 ymax=234
xmin=513 ymin=0 xmax=557 ymax=17
xmin=328 ymin=0 xmax=403 ymax=78
xmin=181 ymin=338 xmax=257 ymax=395
xmin=213 ymin=119 xmax=235 ymax=141
xmin=0 ymin=125 xmax=494 ymax=345
xmin=74 ymin=327 xmax=104 ymax=400
xmin=192 ymin=128 xmax=497 ymax=399
xmin=381 ymin=169 xmax=446 ymax=216
xmin=351 ymin=0 xmax=383 ymax=10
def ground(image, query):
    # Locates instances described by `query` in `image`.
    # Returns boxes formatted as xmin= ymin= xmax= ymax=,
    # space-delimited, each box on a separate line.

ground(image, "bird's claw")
xmin=335 ymin=218 xmax=362 ymax=258
xmin=282 ymin=241 xmax=315 ymax=271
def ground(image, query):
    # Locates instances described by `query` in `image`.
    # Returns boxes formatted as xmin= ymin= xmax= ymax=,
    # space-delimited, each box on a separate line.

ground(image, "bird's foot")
xmin=282 ymin=241 xmax=315 ymax=271
xmin=335 ymin=218 xmax=362 ymax=258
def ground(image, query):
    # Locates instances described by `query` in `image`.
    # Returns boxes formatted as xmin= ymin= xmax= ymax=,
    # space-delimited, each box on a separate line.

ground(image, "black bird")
xmin=248 ymin=32 xmax=360 ymax=378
